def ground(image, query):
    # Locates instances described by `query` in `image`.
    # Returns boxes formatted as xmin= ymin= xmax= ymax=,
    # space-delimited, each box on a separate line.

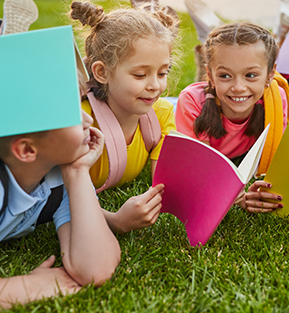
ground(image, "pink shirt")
xmin=176 ymin=82 xmax=288 ymax=160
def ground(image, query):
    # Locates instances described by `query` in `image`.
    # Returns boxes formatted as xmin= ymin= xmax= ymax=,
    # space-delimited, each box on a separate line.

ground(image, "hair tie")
xmin=205 ymin=93 xmax=215 ymax=100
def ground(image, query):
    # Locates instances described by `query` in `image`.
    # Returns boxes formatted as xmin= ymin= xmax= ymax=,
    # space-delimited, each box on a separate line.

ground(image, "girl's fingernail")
xmin=277 ymin=196 xmax=282 ymax=201
xmin=267 ymin=183 xmax=272 ymax=188
xmin=278 ymin=204 xmax=283 ymax=208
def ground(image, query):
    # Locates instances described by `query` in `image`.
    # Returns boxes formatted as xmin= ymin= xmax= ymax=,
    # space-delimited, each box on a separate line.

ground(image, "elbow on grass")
xmin=70 ymin=247 xmax=121 ymax=287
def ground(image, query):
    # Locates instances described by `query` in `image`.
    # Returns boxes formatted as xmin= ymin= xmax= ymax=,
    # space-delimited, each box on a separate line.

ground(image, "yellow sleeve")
xmin=81 ymin=99 xmax=92 ymax=116
xmin=150 ymin=98 xmax=176 ymax=160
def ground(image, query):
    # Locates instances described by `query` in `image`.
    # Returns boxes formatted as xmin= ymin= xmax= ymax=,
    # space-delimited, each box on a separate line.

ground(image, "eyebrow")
xmin=130 ymin=63 xmax=170 ymax=70
xmin=216 ymin=65 xmax=262 ymax=71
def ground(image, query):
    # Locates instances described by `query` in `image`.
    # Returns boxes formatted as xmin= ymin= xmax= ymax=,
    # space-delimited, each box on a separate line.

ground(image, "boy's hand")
xmin=114 ymin=184 xmax=164 ymax=233
xmin=60 ymin=127 xmax=104 ymax=173
xmin=0 ymin=256 xmax=81 ymax=309
xmin=240 ymin=180 xmax=283 ymax=214
xmin=28 ymin=255 xmax=81 ymax=298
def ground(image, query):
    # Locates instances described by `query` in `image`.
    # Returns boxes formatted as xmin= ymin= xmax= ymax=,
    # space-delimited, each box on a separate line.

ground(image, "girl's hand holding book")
xmin=240 ymin=180 xmax=283 ymax=214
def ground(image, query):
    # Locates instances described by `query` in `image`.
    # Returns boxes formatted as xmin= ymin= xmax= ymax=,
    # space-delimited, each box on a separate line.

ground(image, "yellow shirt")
xmin=82 ymin=97 xmax=176 ymax=189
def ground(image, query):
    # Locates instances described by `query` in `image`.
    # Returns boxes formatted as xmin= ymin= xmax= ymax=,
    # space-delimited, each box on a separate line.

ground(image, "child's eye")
xmin=133 ymin=74 xmax=146 ymax=78
xmin=246 ymin=73 xmax=257 ymax=78
xmin=219 ymin=74 xmax=231 ymax=79
xmin=158 ymin=72 xmax=168 ymax=77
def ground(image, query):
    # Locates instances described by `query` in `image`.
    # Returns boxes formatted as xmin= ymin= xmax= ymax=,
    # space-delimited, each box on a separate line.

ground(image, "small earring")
xmin=266 ymin=83 xmax=270 ymax=88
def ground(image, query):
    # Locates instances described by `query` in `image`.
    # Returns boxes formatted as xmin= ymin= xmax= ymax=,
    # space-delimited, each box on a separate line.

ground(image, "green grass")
xmin=1 ymin=1 xmax=289 ymax=312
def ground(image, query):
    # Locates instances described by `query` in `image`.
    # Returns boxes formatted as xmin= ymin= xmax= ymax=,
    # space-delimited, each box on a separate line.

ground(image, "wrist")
xmin=105 ymin=210 xmax=128 ymax=234
xmin=61 ymin=169 xmax=91 ymax=191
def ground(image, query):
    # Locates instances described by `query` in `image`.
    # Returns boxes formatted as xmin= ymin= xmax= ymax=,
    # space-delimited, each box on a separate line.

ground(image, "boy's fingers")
xmin=89 ymin=127 xmax=104 ymax=141
xmin=37 ymin=255 xmax=56 ymax=269
xmin=66 ymin=286 xmax=82 ymax=295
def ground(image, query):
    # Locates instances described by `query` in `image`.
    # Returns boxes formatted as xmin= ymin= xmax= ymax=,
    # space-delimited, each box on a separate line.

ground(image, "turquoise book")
xmin=0 ymin=25 xmax=88 ymax=137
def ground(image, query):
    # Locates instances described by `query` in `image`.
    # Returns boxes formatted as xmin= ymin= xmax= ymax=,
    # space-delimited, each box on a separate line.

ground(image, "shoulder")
xmin=153 ymin=98 xmax=174 ymax=112
xmin=44 ymin=166 xmax=64 ymax=189
xmin=178 ymin=82 xmax=207 ymax=105
xmin=152 ymin=98 xmax=176 ymax=130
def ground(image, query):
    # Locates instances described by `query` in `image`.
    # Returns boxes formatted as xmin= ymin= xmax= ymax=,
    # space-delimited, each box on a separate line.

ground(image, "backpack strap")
xmin=0 ymin=159 xmax=9 ymax=218
xmin=139 ymin=108 xmax=162 ymax=153
xmin=87 ymin=92 xmax=127 ymax=192
xmin=87 ymin=91 xmax=162 ymax=192
xmin=0 ymin=160 xmax=63 ymax=224
xmin=257 ymin=72 xmax=289 ymax=175
xmin=36 ymin=185 xmax=63 ymax=226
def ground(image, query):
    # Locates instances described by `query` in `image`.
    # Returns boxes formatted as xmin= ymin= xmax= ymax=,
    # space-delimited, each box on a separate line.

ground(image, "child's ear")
xmin=91 ymin=61 xmax=108 ymax=84
xmin=266 ymin=63 xmax=276 ymax=87
xmin=11 ymin=138 xmax=37 ymax=163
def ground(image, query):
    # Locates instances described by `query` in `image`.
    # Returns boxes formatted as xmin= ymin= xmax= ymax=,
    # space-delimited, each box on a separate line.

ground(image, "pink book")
xmin=152 ymin=126 xmax=269 ymax=246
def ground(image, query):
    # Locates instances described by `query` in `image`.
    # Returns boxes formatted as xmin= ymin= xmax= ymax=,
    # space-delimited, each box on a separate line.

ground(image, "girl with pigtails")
xmin=176 ymin=22 xmax=289 ymax=214
xmin=69 ymin=1 xmax=179 ymax=233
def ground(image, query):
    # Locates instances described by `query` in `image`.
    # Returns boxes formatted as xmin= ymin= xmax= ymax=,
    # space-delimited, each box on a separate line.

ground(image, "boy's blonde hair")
xmin=70 ymin=1 xmax=179 ymax=101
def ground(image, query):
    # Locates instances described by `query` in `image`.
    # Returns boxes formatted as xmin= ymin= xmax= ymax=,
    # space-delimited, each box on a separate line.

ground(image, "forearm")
xmin=60 ymin=169 xmax=121 ymax=286
xmin=101 ymin=209 xmax=128 ymax=234
xmin=151 ymin=159 xmax=157 ymax=179
xmin=0 ymin=275 xmax=41 ymax=310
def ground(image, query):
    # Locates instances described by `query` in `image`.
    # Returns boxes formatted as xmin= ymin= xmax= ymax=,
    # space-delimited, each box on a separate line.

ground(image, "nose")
xmin=146 ymin=75 xmax=160 ymax=91
xmin=231 ymin=77 xmax=246 ymax=92
xmin=82 ymin=110 xmax=93 ymax=129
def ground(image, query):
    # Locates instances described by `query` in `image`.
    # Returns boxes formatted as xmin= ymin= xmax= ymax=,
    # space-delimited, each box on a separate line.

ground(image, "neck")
xmin=5 ymin=159 xmax=52 ymax=193
xmin=107 ymin=103 xmax=140 ymax=145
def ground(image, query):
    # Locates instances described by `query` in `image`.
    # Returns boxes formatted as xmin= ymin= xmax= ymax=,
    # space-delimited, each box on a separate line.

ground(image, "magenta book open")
xmin=153 ymin=125 xmax=269 ymax=247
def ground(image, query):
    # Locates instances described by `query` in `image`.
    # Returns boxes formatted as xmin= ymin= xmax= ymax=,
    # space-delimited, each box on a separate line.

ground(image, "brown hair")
xmin=70 ymin=1 xmax=179 ymax=102
xmin=194 ymin=22 xmax=278 ymax=139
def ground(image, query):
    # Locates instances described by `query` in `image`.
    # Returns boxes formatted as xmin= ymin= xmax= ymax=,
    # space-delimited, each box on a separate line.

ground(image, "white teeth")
xmin=231 ymin=97 xmax=248 ymax=102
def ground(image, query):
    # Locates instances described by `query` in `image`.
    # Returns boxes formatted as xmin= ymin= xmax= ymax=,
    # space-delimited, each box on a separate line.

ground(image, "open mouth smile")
xmin=228 ymin=96 xmax=251 ymax=102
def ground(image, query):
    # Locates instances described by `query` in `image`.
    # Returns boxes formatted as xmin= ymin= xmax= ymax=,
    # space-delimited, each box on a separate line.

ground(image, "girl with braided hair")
xmin=176 ymin=22 xmax=289 ymax=214
xmin=69 ymin=1 xmax=179 ymax=233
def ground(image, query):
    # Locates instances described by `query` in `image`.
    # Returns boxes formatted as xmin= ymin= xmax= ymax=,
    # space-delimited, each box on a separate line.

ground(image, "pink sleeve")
xmin=279 ymin=86 xmax=288 ymax=132
xmin=175 ymin=82 xmax=209 ymax=141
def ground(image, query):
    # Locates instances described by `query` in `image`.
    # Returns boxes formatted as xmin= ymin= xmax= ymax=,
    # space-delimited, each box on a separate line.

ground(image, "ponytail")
xmin=194 ymin=85 xmax=227 ymax=139
xmin=244 ymin=102 xmax=265 ymax=138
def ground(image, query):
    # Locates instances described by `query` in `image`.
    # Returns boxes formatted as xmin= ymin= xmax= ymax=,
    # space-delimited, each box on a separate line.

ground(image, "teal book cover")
xmin=0 ymin=25 xmax=86 ymax=137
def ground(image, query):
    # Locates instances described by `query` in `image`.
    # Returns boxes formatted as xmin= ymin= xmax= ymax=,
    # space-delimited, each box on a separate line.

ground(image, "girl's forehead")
xmin=122 ymin=38 xmax=170 ymax=64
xmin=210 ymin=41 xmax=268 ymax=67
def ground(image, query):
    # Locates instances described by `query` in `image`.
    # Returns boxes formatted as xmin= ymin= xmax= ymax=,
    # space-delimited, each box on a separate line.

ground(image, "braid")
xmin=194 ymin=84 xmax=227 ymax=139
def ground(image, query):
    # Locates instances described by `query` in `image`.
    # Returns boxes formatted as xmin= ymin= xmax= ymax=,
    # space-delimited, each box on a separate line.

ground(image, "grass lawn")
xmin=1 ymin=1 xmax=289 ymax=312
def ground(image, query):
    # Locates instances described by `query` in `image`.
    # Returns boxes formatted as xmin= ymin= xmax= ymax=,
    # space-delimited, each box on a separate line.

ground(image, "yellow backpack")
xmin=257 ymin=72 xmax=289 ymax=175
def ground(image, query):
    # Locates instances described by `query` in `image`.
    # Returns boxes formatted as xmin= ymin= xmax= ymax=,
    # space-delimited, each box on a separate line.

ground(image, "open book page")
xmin=169 ymin=130 xmax=240 ymax=176
xmin=237 ymin=125 xmax=270 ymax=182
xmin=153 ymin=133 xmax=246 ymax=246
xmin=153 ymin=126 xmax=269 ymax=246
xmin=170 ymin=126 xmax=269 ymax=184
